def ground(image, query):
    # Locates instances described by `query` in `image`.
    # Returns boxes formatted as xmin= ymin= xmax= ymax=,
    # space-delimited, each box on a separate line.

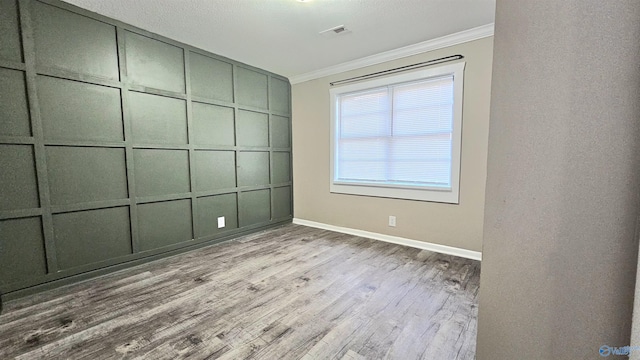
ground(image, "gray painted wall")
xmin=0 ymin=0 xmax=292 ymax=298
xmin=477 ymin=1 xmax=640 ymax=358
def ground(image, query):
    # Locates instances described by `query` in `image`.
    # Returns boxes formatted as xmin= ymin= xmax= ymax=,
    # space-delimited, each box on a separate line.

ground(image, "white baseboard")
xmin=292 ymin=218 xmax=482 ymax=261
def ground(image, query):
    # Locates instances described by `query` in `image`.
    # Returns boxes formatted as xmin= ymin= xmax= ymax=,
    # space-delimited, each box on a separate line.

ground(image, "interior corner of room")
xmin=1 ymin=0 xmax=640 ymax=359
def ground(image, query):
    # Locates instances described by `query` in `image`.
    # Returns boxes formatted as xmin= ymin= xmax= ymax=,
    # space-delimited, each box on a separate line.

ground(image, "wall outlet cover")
xmin=217 ymin=216 xmax=225 ymax=228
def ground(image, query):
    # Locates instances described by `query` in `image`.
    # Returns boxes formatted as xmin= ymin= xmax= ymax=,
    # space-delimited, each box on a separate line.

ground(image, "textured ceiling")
xmin=61 ymin=0 xmax=496 ymax=79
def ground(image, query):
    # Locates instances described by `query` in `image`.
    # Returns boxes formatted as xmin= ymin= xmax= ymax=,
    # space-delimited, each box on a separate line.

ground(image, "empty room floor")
xmin=0 ymin=224 xmax=480 ymax=360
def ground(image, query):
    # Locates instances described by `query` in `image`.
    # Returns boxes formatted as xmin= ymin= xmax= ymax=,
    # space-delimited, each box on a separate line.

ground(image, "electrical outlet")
xmin=388 ymin=215 xmax=396 ymax=227
xmin=217 ymin=216 xmax=225 ymax=229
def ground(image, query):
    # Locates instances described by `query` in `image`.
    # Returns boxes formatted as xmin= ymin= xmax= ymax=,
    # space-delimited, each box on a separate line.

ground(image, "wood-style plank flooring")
xmin=0 ymin=224 xmax=480 ymax=360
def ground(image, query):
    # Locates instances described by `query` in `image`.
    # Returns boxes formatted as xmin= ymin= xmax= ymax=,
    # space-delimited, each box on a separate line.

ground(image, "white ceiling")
xmin=61 ymin=0 xmax=496 ymax=79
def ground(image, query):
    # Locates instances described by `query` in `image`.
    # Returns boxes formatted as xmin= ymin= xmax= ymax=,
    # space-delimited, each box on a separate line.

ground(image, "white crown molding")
xmin=289 ymin=23 xmax=494 ymax=85
xmin=293 ymin=218 xmax=482 ymax=261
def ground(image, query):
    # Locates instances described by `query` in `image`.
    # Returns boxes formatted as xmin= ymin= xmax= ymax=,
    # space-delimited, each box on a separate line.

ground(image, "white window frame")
xmin=329 ymin=61 xmax=465 ymax=204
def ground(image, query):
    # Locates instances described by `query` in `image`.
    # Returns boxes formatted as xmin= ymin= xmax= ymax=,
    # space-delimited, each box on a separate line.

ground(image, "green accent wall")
xmin=0 ymin=0 xmax=292 ymax=297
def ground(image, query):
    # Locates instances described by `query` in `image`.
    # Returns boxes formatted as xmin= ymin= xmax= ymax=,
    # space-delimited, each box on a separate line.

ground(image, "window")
xmin=330 ymin=62 xmax=465 ymax=203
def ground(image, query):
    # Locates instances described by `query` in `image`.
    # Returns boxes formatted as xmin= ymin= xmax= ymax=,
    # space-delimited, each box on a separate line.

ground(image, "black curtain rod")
xmin=329 ymin=54 xmax=464 ymax=86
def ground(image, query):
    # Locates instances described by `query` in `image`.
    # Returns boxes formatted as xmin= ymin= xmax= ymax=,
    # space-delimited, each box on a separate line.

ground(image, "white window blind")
xmin=336 ymin=75 xmax=454 ymax=189
xmin=329 ymin=61 xmax=464 ymax=203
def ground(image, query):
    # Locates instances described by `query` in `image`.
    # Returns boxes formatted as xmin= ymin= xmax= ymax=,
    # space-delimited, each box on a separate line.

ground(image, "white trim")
xmin=289 ymin=23 xmax=494 ymax=84
xmin=293 ymin=218 xmax=482 ymax=261
xmin=329 ymin=62 xmax=465 ymax=204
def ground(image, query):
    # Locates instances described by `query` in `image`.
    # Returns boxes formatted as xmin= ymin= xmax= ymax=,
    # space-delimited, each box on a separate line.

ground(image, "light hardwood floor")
xmin=0 ymin=224 xmax=480 ymax=360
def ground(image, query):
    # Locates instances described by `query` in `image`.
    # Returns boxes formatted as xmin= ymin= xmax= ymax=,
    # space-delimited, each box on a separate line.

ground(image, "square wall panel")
xmin=192 ymin=102 xmax=235 ymax=146
xmin=271 ymin=115 xmax=290 ymax=148
xmin=0 ymin=68 xmax=30 ymax=137
xmin=273 ymin=186 xmax=292 ymax=219
xmin=0 ymin=0 xmax=22 ymax=63
xmin=236 ymin=67 xmax=268 ymax=110
xmin=194 ymin=150 xmax=236 ymax=192
xmin=0 ymin=145 xmax=39 ymax=211
xmin=38 ymin=76 xmax=123 ymax=142
xmin=197 ymin=193 xmax=238 ymax=238
xmin=189 ymin=52 xmax=233 ymax=102
xmin=272 ymin=152 xmax=291 ymax=184
xmin=125 ymin=31 xmax=185 ymax=93
xmin=240 ymin=189 xmax=270 ymax=227
xmin=46 ymin=146 xmax=128 ymax=206
xmin=0 ymin=217 xmax=46 ymax=288
xmin=53 ymin=206 xmax=132 ymax=270
xmin=271 ymin=78 xmax=290 ymax=114
xmin=237 ymin=152 xmax=269 ymax=187
xmin=134 ymin=149 xmax=190 ymax=197
xmin=129 ymin=92 xmax=187 ymax=144
xmin=32 ymin=2 xmax=118 ymax=79
xmin=137 ymin=199 xmax=193 ymax=251
xmin=237 ymin=110 xmax=268 ymax=147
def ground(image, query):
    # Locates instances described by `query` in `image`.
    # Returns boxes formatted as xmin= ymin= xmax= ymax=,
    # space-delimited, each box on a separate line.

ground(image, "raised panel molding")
xmin=46 ymin=146 xmax=128 ymax=205
xmin=129 ymin=91 xmax=187 ymax=144
xmin=0 ymin=0 xmax=23 ymax=63
xmin=38 ymin=76 xmax=124 ymax=142
xmin=32 ymin=1 xmax=119 ymax=79
xmin=124 ymin=31 xmax=185 ymax=92
xmin=236 ymin=67 xmax=269 ymax=110
xmin=0 ymin=145 xmax=39 ymax=211
xmin=0 ymin=0 xmax=292 ymax=297
xmin=0 ymin=217 xmax=47 ymax=288
xmin=53 ymin=206 xmax=132 ymax=269
xmin=0 ymin=68 xmax=30 ymax=136
xmin=137 ymin=199 xmax=193 ymax=251
xmin=189 ymin=52 xmax=233 ymax=102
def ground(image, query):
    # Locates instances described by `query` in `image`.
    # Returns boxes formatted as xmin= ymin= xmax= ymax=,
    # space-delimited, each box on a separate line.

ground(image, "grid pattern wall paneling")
xmin=0 ymin=0 xmax=292 ymax=296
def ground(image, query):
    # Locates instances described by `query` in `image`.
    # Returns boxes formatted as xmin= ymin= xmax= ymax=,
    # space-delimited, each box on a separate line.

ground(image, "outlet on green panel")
xmin=197 ymin=193 xmax=238 ymax=238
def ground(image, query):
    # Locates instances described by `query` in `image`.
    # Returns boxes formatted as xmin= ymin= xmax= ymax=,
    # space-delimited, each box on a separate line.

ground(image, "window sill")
xmin=330 ymin=182 xmax=459 ymax=204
